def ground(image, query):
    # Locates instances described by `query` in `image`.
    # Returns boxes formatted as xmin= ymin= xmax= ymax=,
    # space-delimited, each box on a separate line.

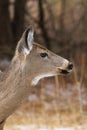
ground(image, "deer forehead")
xmin=34 ymin=43 xmax=47 ymax=52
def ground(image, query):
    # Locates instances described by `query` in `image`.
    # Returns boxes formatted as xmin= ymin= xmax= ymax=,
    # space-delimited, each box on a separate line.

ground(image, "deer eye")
xmin=40 ymin=53 xmax=48 ymax=58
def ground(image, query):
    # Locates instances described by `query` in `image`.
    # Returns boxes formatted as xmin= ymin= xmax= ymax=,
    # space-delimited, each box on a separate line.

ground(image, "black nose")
xmin=68 ymin=62 xmax=73 ymax=70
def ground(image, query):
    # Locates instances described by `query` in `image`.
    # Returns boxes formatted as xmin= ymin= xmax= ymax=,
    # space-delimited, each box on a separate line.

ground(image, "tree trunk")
xmin=0 ymin=0 xmax=27 ymax=58
xmin=12 ymin=0 xmax=27 ymax=44
xmin=0 ymin=0 xmax=13 ymax=57
xmin=38 ymin=0 xmax=50 ymax=49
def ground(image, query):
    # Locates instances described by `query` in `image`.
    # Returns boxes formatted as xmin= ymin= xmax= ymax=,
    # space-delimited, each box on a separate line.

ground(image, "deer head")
xmin=15 ymin=26 xmax=73 ymax=86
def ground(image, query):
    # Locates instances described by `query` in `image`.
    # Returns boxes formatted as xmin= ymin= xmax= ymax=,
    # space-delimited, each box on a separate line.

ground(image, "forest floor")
xmin=4 ymin=79 xmax=87 ymax=130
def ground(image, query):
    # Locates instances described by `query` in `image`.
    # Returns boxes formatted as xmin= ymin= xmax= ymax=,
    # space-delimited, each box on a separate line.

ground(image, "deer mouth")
xmin=60 ymin=69 xmax=72 ymax=75
xmin=58 ymin=62 xmax=73 ymax=75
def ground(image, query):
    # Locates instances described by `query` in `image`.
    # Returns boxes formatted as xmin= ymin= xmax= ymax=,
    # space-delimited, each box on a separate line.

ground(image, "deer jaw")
xmin=31 ymin=73 xmax=56 ymax=86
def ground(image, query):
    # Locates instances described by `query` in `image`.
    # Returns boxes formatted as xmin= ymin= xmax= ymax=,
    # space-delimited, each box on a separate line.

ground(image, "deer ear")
xmin=26 ymin=26 xmax=34 ymax=52
xmin=17 ymin=26 xmax=34 ymax=55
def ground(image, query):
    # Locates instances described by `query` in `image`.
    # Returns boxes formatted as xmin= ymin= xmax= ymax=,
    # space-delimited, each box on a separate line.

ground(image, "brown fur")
xmin=0 ymin=27 xmax=72 ymax=130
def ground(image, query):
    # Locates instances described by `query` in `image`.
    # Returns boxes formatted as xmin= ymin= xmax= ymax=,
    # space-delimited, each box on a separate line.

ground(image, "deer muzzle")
xmin=57 ymin=61 xmax=73 ymax=75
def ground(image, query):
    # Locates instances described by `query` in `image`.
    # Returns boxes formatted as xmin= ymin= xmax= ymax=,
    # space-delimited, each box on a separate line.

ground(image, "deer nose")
xmin=68 ymin=62 xmax=73 ymax=70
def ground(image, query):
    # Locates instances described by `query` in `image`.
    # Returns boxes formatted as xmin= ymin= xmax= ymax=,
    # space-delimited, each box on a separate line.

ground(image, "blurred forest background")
xmin=0 ymin=0 xmax=87 ymax=130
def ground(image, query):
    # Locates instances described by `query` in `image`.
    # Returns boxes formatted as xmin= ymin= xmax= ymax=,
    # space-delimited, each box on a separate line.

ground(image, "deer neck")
xmin=0 ymin=56 xmax=33 ymax=120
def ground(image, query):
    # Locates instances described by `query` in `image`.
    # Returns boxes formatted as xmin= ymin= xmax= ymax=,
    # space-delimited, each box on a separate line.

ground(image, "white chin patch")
xmin=31 ymin=73 xmax=55 ymax=86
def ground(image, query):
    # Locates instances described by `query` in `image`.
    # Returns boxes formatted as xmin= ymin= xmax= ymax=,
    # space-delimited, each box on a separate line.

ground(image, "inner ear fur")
xmin=16 ymin=26 xmax=34 ymax=56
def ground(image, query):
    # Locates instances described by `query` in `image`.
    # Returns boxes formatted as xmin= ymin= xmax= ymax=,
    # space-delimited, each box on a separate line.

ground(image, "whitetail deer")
xmin=0 ymin=26 xmax=73 ymax=130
